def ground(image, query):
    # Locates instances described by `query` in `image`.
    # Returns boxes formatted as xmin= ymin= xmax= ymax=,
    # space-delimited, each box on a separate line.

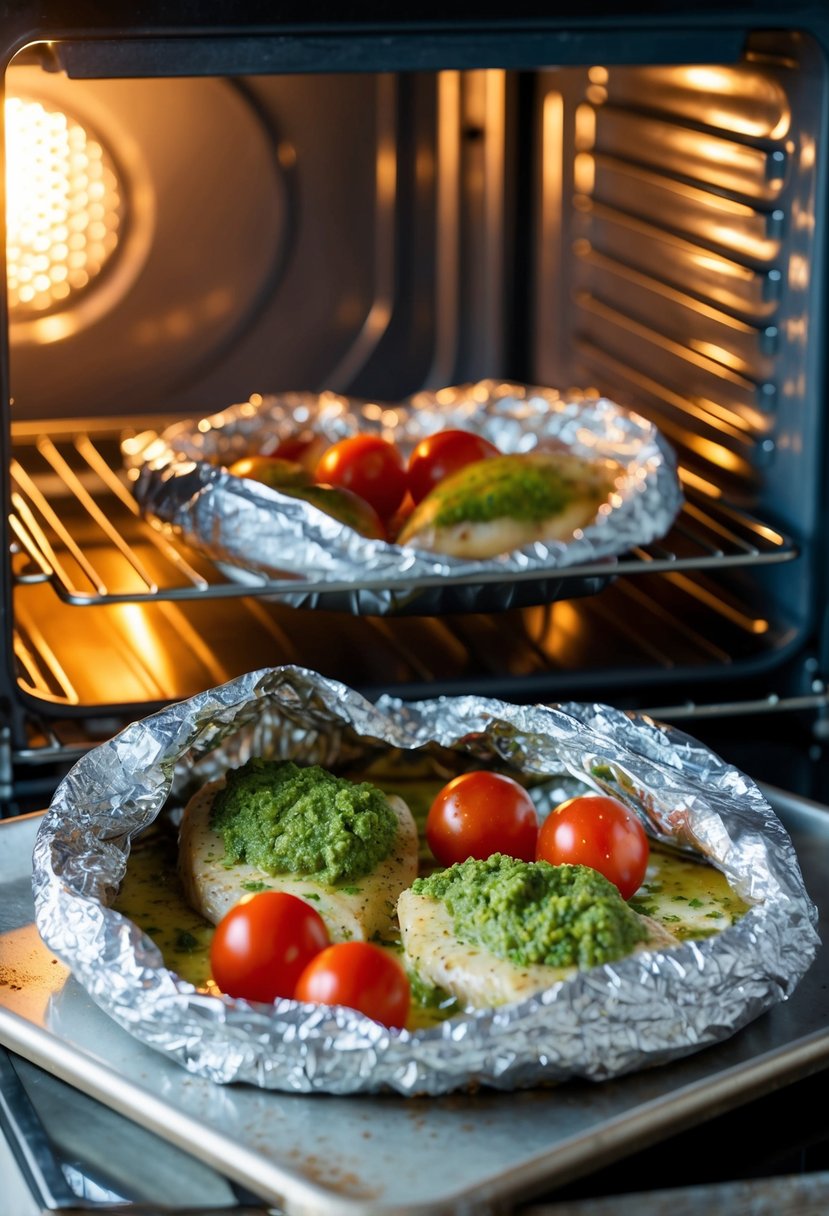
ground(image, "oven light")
xmin=4 ymin=95 xmax=123 ymax=316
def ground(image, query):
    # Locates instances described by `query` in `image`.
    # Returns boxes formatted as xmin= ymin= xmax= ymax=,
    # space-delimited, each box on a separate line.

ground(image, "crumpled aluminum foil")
xmin=32 ymin=667 xmax=819 ymax=1097
xmin=122 ymin=381 xmax=683 ymax=614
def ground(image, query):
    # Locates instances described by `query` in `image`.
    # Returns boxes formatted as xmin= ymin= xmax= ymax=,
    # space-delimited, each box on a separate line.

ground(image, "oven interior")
xmin=3 ymin=24 xmax=829 ymax=804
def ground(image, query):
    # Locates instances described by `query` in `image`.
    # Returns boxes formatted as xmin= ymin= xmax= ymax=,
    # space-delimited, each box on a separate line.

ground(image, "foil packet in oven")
xmin=32 ymin=666 xmax=819 ymax=1097
xmin=121 ymin=380 xmax=683 ymax=614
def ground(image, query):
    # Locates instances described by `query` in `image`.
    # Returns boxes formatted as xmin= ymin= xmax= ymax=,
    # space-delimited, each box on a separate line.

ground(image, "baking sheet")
xmin=3 ymin=788 xmax=829 ymax=1214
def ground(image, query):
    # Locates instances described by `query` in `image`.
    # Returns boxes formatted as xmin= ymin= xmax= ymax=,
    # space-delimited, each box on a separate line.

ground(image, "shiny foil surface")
xmin=32 ymin=667 xmax=820 ymax=1097
xmin=122 ymin=381 xmax=683 ymax=613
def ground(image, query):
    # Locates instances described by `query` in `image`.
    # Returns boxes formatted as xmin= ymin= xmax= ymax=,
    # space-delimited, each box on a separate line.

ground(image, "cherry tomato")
xmin=273 ymin=431 xmax=329 ymax=471
xmin=407 ymin=429 xmax=500 ymax=504
xmin=385 ymin=490 xmax=416 ymax=544
xmin=426 ymin=770 xmax=539 ymax=866
xmin=295 ymin=941 xmax=411 ymax=1029
xmin=210 ymin=891 xmax=330 ymax=1003
xmin=315 ymin=434 xmax=407 ymax=520
xmin=535 ymin=794 xmax=650 ymax=900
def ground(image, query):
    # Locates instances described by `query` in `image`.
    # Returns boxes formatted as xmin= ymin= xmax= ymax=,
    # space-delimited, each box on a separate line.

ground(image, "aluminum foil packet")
xmin=121 ymin=380 xmax=683 ymax=614
xmin=32 ymin=667 xmax=819 ymax=1097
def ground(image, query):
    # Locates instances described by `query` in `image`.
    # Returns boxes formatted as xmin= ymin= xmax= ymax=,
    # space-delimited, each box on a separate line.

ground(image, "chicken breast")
xmin=179 ymin=777 xmax=418 ymax=942
xmin=397 ymin=888 xmax=678 ymax=1009
xmin=396 ymin=450 xmax=621 ymax=559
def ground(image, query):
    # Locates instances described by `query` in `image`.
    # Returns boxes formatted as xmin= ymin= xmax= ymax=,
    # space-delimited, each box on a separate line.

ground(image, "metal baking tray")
xmin=2 ymin=786 xmax=829 ymax=1215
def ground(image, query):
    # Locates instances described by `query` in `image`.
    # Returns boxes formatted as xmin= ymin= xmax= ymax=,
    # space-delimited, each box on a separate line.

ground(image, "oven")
xmin=3 ymin=2 xmax=829 ymax=1212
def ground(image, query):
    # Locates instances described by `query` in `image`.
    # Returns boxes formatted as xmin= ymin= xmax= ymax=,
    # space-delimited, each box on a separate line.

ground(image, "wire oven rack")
xmin=5 ymin=418 xmax=814 ymax=776
xmin=9 ymin=419 xmax=798 ymax=605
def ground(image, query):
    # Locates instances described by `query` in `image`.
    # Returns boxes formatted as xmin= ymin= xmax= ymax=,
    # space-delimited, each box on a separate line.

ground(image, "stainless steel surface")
xmin=25 ymin=1210 xmax=272 ymax=1215
xmin=2 ymin=787 xmax=829 ymax=1213
xmin=536 ymin=37 xmax=825 ymax=549
xmin=529 ymin=1173 xmax=829 ymax=1216
xmin=1 ymin=1044 xmax=273 ymax=1213
xmin=0 ymin=1045 xmax=73 ymax=1209
xmin=1 ymin=1050 xmax=260 ymax=1213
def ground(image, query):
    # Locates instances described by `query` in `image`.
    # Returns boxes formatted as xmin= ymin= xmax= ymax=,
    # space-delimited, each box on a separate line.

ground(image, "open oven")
xmin=3 ymin=2 xmax=829 ymax=1213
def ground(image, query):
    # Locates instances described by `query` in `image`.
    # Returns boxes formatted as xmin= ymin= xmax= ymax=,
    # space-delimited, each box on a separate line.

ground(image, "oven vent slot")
xmin=9 ymin=421 xmax=798 ymax=606
xmin=558 ymin=53 xmax=812 ymax=506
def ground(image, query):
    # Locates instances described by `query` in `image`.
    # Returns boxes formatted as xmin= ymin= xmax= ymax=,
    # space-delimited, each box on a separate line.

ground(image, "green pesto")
xmin=413 ymin=853 xmax=647 ymax=968
xmin=406 ymin=968 xmax=457 ymax=1014
xmin=210 ymin=758 xmax=397 ymax=884
xmin=419 ymin=454 xmax=594 ymax=528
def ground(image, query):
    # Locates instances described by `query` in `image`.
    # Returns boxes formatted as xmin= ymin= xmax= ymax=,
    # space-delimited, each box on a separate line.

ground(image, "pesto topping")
xmin=421 ymin=453 xmax=596 ymax=529
xmin=413 ymin=853 xmax=647 ymax=968
xmin=210 ymin=758 xmax=398 ymax=884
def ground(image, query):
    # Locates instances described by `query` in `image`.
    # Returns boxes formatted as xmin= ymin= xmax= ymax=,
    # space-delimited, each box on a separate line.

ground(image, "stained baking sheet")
xmin=2 ymin=789 xmax=829 ymax=1214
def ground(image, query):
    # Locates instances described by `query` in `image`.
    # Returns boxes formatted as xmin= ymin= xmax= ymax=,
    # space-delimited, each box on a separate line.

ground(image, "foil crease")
xmin=122 ymin=381 xmax=683 ymax=614
xmin=32 ymin=667 xmax=819 ymax=1097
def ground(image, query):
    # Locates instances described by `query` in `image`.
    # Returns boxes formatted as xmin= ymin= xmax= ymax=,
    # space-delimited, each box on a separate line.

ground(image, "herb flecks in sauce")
xmin=630 ymin=850 xmax=748 ymax=940
xmin=113 ymin=827 xmax=216 ymax=992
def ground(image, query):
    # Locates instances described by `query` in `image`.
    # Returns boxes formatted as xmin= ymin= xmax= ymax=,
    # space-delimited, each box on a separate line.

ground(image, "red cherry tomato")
xmin=210 ymin=891 xmax=330 ymax=1003
xmin=536 ymin=794 xmax=650 ymax=900
xmin=407 ymin=429 xmax=500 ymax=504
xmin=426 ymin=770 xmax=539 ymax=866
xmin=315 ymin=434 xmax=407 ymax=519
xmin=295 ymin=941 xmax=411 ymax=1029
xmin=273 ymin=431 xmax=329 ymax=471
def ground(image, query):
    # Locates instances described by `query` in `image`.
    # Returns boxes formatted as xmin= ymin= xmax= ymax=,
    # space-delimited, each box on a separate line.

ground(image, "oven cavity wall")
xmin=0 ymin=9 xmax=827 ymax=802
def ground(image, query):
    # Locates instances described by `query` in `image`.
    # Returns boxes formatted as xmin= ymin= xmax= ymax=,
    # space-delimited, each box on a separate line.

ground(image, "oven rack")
xmin=5 ymin=417 xmax=808 ymax=778
xmin=8 ymin=421 xmax=799 ymax=608
xmin=13 ymin=684 xmax=829 ymax=792
xmin=10 ymin=539 xmax=809 ymax=735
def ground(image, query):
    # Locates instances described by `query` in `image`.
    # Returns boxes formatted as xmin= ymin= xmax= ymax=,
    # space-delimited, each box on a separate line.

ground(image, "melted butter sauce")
xmin=633 ymin=849 xmax=749 ymax=940
xmin=113 ymin=775 xmax=750 ymax=1030
xmin=114 ymin=827 xmax=217 ymax=994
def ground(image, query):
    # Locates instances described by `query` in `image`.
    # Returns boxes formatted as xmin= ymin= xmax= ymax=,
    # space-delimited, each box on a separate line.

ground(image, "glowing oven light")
xmin=4 ymin=96 xmax=123 ymax=315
